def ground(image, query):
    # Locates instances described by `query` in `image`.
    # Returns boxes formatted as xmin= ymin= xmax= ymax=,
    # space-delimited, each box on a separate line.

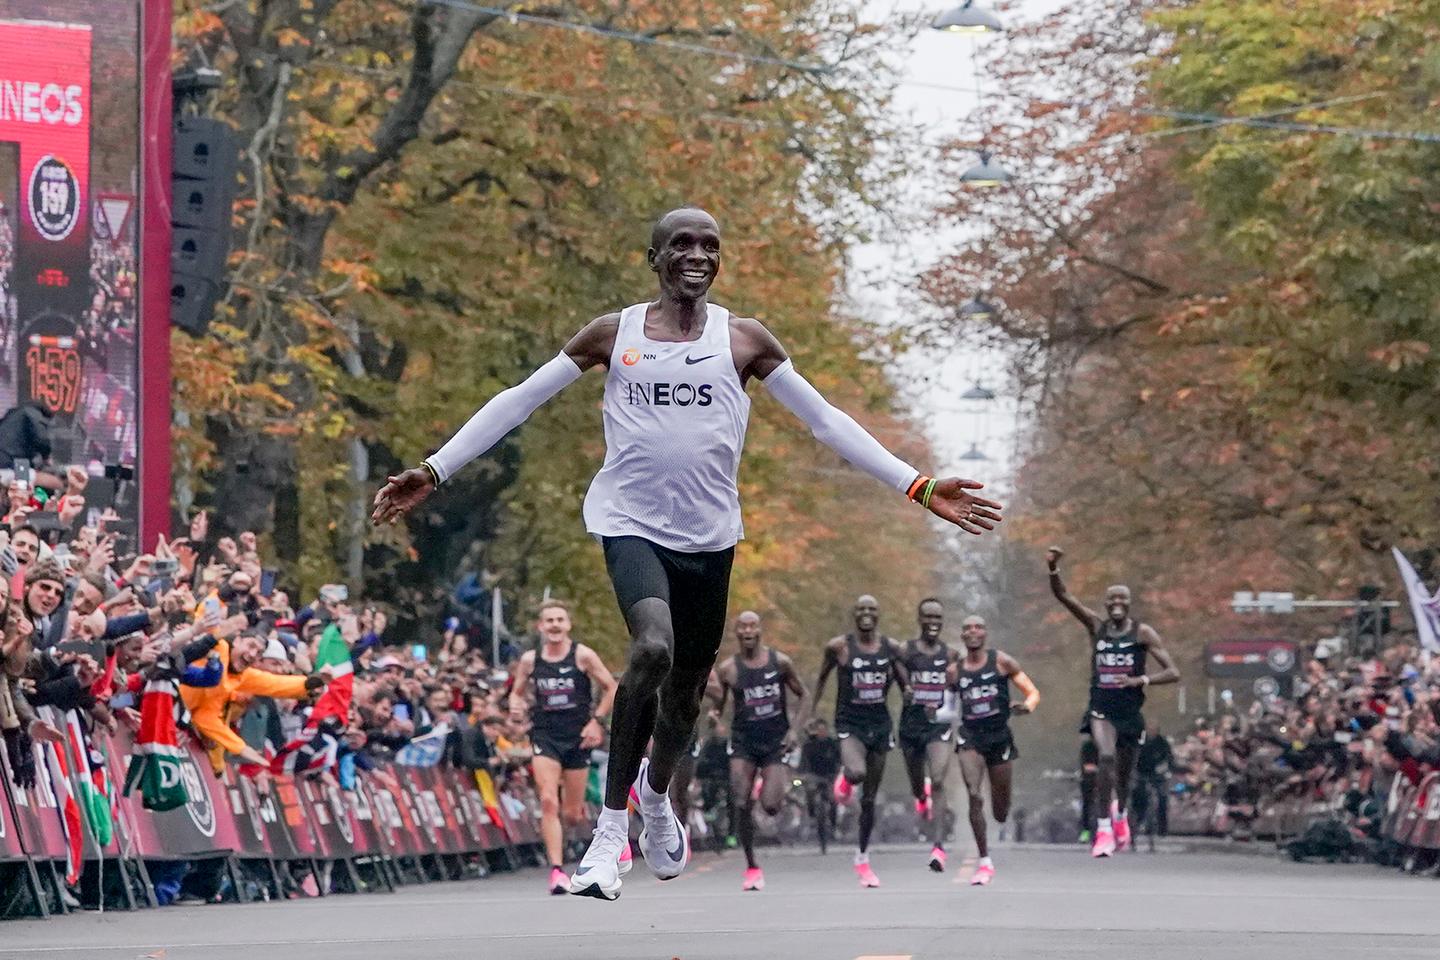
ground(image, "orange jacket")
xmin=181 ymin=638 xmax=309 ymax=771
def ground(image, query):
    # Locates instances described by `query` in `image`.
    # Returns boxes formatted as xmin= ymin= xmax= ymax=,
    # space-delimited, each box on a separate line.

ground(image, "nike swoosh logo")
xmin=574 ymin=865 xmax=591 ymax=876
xmin=763 ymin=672 xmax=777 ymax=679
xmin=667 ymin=814 xmax=685 ymax=860
xmin=684 ymin=354 xmax=717 ymax=365
xmin=558 ymin=667 xmax=573 ymax=673
xmin=981 ymin=673 xmax=995 ymax=679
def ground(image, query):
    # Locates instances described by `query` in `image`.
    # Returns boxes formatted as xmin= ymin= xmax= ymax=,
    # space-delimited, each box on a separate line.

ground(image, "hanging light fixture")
xmin=932 ymin=1 xmax=1004 ymax=33
xmin=960 ymin=151 xmax=1011 ymax=187
xmin=961 ymin=383 xmax=996 ymax=401
xmin=959 ymin=443 xmax=990 ymax=461
xmin=958 ymin=296 xmax=998 ymax=322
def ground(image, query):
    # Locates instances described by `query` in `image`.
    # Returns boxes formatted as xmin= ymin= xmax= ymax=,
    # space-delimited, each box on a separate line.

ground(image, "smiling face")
xmin=917 ymin=600 xmax=944 ymax=642
xmin=1105 ymin=585 xmax=1132 ymax=624
xmin=536 ymin=604 xmax=572 ymax=645
xmin=853 ymin=595 xmax=879 ymax=633
xmin=961 ymin=615 xmax=987 ymax=651
xmin=734 ymin=610 xmax=762 ymax=656
xmin=648 ymin=208 xmax=721 ymax=302
xmin=27 ymin=578 xmax=63 ymax=617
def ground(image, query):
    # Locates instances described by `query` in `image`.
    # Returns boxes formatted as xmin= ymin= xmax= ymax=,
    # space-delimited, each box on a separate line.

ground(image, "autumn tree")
xmin=172 ymin=0 xmax=943 ymax=658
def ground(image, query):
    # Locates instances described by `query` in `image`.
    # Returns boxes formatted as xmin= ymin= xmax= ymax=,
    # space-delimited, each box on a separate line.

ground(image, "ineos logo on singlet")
xmin=742 ymin=681 xmax=783 ymax=717
xmin=624 ymin=382 xmax=714 ymax=407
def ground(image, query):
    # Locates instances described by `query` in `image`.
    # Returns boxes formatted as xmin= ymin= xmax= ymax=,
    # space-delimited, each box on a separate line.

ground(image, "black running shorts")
xmin=728 ymin=733 xmax=788 ymax=768
xmin=602 ymin=536 xmax=735 ymax=672
xmin=956 ymin=725 xmax=1017 ymax=766
xmin=531 ymin=731 xmax=590 ymax=771
xmin=836 ymin=721 xmax=894 ymax=753
xmin=1079 ymin=706 xmax=1147 ymax=748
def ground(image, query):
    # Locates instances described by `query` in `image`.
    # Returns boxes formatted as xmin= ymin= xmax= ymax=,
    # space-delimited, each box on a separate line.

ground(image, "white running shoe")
xmin=569 ymin=823 xmax=629 ymax=900
xmin=635 ymin=757 xmax=690 ymax=880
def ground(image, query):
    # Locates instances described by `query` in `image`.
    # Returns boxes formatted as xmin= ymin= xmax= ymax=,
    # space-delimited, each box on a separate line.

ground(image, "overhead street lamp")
xmin=932 ymin=1 xmax=1005 ymax=34
xmin=959 ymin=150 xmax=1011 ymax=186
xmin=960 ymin=382 xmax=996 ymax=401
xmin=958 ymin=296 xmax=998 ymax=321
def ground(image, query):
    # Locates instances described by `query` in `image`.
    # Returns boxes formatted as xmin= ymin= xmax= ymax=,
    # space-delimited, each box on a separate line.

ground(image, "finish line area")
xmin=6 ymin=844 xmax=1435 ymax=960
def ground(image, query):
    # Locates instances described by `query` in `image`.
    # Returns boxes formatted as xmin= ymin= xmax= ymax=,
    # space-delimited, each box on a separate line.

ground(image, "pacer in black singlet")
xmin=508 ymin=602 xmax=617 ymax=892
xmin=1047 ymin=547 xmax=1179 ymax=858
xmin=953 ymin=615 xmax=1039 ymax=885
xmin=717 ymin=612 xmax=807 ymax=888
xmin=897 ymin=599 xmax=958 ymax=871
xmin=530 ymin=642 xmax=594 ymax=769
xmin=811 ymin=595 xmax=903 ymax=887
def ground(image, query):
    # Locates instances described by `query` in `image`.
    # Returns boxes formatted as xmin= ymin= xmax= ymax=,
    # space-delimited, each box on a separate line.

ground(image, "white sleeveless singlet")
xmin=581 ymin=301 xmax=750 ymax=552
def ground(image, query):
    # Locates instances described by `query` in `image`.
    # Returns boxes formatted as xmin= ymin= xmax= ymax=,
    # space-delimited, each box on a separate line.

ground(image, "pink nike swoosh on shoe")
xmin=970 ymin=864 xmax=994 ymax=886
xmin=854 ymin=862 xmax=880 ymax=888
xmin=1092 ymin=828 xmax=1116 ymax=858
xmin=742 ymin=866 xmax=765 ymax=891
xmin=833 ymin=773 xmax=853 ymax=804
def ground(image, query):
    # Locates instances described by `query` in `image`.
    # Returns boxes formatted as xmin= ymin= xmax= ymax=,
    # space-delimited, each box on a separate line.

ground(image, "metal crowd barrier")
xmin=0 ymin=710 xmax=544 ymax=919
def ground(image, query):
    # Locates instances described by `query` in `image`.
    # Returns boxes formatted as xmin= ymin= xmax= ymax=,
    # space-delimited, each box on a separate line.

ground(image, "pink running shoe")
xmin=1091 ymin=826 xmax=1116 ymax=858
xmin=914 ymin=798 xmax=927 ymax=816
xmin=742 ymin=866 xmax=765 ymax=891
xmin=970 ymin=863 xmax=995 ymax=886
xmin=928 ymin=846 xmax=947 ymax=873
xmin=548 ymin=866 xmax=569 ymax=895
xmin=833 ymin=773 xmax=853 ymax=804
xmin=854 ymin=861 xmax=880 ymax=888
xmin=618 ymin=840 xmax=633 ymax=876
xmin=752 ymin=776 xmax=764 ymax=801
xmin=1113 ymin=813 xmax=1131 ymax=852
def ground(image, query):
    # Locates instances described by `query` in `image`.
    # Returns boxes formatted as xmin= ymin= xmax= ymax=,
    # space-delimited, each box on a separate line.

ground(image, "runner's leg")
xmin=839 ymin=735 xmax=867 ymax=787
xmin=1114 ymin=737 xmax=1139 ymax=818
xmin=989 ymin=760 xmax=1013 ymax=826
xmin=561 ymin=767 xmax=590 ymax=842
xmin=902 ymin=743 xmax=927 ymax=804
xmin=758 ymin=760 xmax=788 ymax=818
xmin=645 ymin=548 xmax=733 ymax=796
xmin=857 ymin=743 xmax=887 ymax=854
xmin=958 ymin=748 xmax=989 ymax=858
xmin=924 ymin=738 xmax=952 ymax=849
xmin=670 ymin=743 xmax=696 ymax=824
xmin=1089 ymin=718 xmax=1119 ymax=816
xmin=533 ymin=754 xmax=565 ymax=868
xmin=730 ymin=756 xmax=760 ymax=869
xmin=601 ymin=538 xmax=673 ymax=811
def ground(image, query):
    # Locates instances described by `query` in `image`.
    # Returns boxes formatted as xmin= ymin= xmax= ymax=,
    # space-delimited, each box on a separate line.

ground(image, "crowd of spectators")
xmin=1164 ymin=641 xmax=1440 ymax=859
xmin=0 ymin=459 xmax=557 ymax=904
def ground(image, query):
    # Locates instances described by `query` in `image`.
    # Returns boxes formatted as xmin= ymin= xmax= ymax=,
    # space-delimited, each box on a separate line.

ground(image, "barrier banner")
xmin=0 ymin=765 xmax=26 ymax=862
xmin=219 ymin=768 xmax=278 ymax=859
xmin=103 ymin=725 xmax=242 ymax=859
xmin=270 ymin=772 xmax=322 ymax=858
xmin=339 ymin=778 xmax=386 ymax=858
xmin=396 ymin=765 xmax=445 ymax=856
xmin=450 ymin=773 xmax=507 ymax=852
xmin=361 ymin=774 xmax=413 ymax=858
xmin=297 ymin=776 xmax=355 ymax=860
xmin=0 ymin=740 xmax=69 ymax=861
xmin=1414 ymin=773 xmax=1440 ymax=852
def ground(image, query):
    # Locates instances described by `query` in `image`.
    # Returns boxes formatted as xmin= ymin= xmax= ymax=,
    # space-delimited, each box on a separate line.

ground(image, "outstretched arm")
xmin=371 ymin=315 xmax=617 ymax=524
xmin=1045 ymin=547 xmax=1102 ymax=633
xmin=802 ymin=638 xmax=843 ymax=729
xmin=998 ymin=651 xmax=1040 ymax=714
xmin=1133 ymin=625 xmax=1180 ymax=688
xmin=735 ymin=317 xmax=1002 ymax=535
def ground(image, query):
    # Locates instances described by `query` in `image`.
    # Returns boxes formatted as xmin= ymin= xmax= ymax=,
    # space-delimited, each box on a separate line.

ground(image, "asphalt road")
xmin=4 ymin=844 xmax=1436 ymax=960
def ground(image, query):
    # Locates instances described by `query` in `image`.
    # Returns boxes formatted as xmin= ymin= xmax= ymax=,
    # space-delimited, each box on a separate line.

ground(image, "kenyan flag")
xmin=122 ymin=678 xmax=191 ymax=812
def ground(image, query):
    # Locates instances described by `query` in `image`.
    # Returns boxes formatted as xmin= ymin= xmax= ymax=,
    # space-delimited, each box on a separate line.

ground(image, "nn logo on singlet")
xmin=625 ymin=382 xmax=714 ymax=407
xmin=621 ymin=348 xmax=657 ymax=366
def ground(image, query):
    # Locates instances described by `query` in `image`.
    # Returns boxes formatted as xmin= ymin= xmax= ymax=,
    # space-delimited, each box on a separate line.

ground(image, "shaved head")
xmin=651 ymin=207 xmax=719 ymax=249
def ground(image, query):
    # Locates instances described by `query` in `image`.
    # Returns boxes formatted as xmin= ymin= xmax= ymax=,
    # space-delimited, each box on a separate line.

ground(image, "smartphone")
xmin=12 ymin=460 xmax=30 ymax=485
xmin=203 ymin=596 xmax=221 ymax=619
xmin=259 ymin=568 xmax=277 ymax=598
xmin=393 ymin=703 xmax=411 ymax=722
xmin=411 ymin=643 xmax=428 ymax=662
xmin=153 ymin=556 xmax=179 ymax=576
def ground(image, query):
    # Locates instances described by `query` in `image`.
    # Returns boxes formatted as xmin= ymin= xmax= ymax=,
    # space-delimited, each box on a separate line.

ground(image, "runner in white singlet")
xmin=372 ymin=207 xmax=1003 ymax=901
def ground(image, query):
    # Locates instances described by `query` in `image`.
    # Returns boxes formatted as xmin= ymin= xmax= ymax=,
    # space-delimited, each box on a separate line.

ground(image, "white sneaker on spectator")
xmin=634 ymin=757 xmax=689 ymax=880
xmin=569 ymin=823 xmax=629 ymax=900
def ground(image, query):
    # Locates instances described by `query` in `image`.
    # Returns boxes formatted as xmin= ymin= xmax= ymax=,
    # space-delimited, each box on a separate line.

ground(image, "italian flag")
xmin=306 ymin=623 xmax=353 ymax=729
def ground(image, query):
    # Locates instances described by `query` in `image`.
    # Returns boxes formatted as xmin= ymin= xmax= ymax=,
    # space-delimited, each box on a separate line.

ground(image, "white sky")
xmin=850 ymin=0 xmax=1068 ymax=490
